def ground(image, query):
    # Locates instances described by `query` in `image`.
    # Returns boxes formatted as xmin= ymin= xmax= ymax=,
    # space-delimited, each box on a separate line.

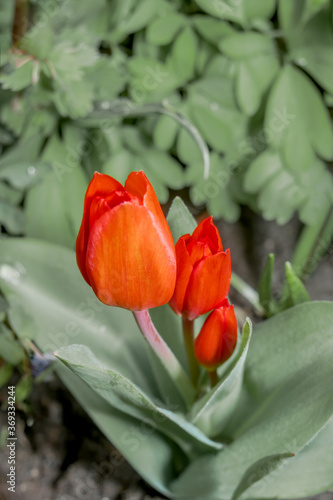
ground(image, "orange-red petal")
xmin=183 ymin=249 xmax=231 ymax=320
xmin=86 ymin=201 xmax=176 ymax=310
xmin=169 ymin=236 xmax=194 ymax=315
xmin=194 ymin=301 xmax=237 ymax=371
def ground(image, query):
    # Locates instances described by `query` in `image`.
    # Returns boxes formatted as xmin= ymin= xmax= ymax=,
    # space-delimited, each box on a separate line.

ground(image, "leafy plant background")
xmin=0 ymin=0 xmax=333 ymax=499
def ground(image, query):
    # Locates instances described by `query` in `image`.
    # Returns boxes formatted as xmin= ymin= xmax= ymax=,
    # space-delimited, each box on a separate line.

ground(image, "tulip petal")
xmin=76 ymin=173 xmax=126 ymax=283
xmin=126 ymin=171 xmax=173 ymax=243
xmin=194 ymin=301 xmax=237 ymax=370
xmin=183 ymin=249 xmax=231 ymax=320
xmin=86 ymin=202 xmax=176 ymax=310
xmin=192 ymin=217 xmax=223 ymax=253
xmin=169 ymin=236 xmax=194 ymax=316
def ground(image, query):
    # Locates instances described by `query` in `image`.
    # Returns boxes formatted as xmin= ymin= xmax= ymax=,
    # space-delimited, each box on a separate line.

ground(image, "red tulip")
xmin=194 ymin=299 xmax=238 ymax=371
xmin=76 ymin=171 xmax=176 ymax=311
xmin=169 ymin=217 xmax=231 ymax=320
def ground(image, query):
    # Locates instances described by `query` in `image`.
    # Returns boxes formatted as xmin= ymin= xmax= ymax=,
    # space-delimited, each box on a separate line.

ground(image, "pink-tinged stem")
xmin=182 ymin=317 xmax=200 ymax=387
xmin=133 ymin=310 xmax=195 ymax=408
xmin=209 ymin=369 xmax=219 ymax=388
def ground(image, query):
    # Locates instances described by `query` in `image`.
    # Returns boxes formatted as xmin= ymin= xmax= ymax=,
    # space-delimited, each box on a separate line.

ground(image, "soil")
xmin=0 ymin=206 xmax=333 ymax=500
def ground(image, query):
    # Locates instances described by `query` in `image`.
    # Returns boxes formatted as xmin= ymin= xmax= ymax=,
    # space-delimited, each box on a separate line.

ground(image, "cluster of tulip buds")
xmin=76 ymin=170 xmax=238 ymax=403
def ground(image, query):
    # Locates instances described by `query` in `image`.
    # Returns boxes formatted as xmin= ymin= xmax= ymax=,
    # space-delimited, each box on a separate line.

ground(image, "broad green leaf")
xmin=129 ymin=56 xmax=179 ymax=103
xmin=0 ymin=363 xmax=13 ymax=386
xmin=265 ymin=65 xmax=333 ymax=165
xmin=56 ymin=364 xmax=175 ymax=497
xmin=0 ymin=59 xmax=34 ymax=91
xmin=167 ymin=197 xmax=197 ymax=244
xmin=0 ymin=323 xmax=25 ymax=365
xmin=192 ymin=15 xmax=234 ymax=45
xmin=46 ymin=41 xmax=98 ymax=84
xmin=243 ymin=416 xmax=333 ymax=499
xmin=190 ymin=319 xmax=252 ymax=438
xmin=19 ymin=21 xmax=54 ymax=60
xmin=194 ymin=0 xmax=275 ymax=24
xmin=0 ymin=199 xmax=24 ymax=234
xmin=25 ymin=135 xmax=88 ymax=247
xmin=232 ymin=452 xmax=294 ymax=500
xmin=284 ymin=262 xmax=311 ymax=305
xmin=146 ymin=13 xmax=186 ymax=46
xmin=0 ymin=134 xmax=43 ymax=172
xmin=177 ymin=127 xmax=202 ymax=165
xmin=258 ymin=254 xmax=275 ymax=315
xmin=168 ymin=27 xmax=197 ymax=84
xmin=220 ymin=33 xmax=277 ymax=60
xmin=0 ymin=162 xmax=51 ymax=189
xmin=188 ymin=77 xmax=247 ymax=153
xmin=245 ymin=149 xmax=333 ymax=226
xmin=15 ymin=374 xmax=33 ymax=402
xmin=278 ymin=0 xmax=306 ymax=32
xmin=288 ymin=10 xmax=333 ymax=94
xmin=171 ymin=302 xmax=333 ymax=499
xmin=0 ymin=1 xmax=14 ymax=53
xmin=153 ymin=115 xmax=179 ymax=151
xmin=113 ymin=0 xmax=161 ymax=39
xmin=55 ymin=344 xmax=222 ymax=455
xmin=52 ymin=80 xmax=94 ymax=119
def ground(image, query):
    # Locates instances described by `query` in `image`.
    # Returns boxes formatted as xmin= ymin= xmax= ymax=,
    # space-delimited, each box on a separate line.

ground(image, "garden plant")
xmin=0 ymin=1 xmax=333 ymax=499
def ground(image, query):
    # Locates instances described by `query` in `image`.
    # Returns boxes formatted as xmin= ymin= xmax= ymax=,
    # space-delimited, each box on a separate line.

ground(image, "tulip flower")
xmin=169 ymin=217 xmax=231 ymax=321
xmin=76 ymin=170 xmax=176 ymax=311
xmin=76 ymin=171 xmax=195 ymax=406
xmin=194 ymin=299 xmax=238 ymax=386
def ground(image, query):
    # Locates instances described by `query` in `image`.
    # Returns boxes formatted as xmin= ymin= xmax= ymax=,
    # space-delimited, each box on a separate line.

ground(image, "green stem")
xmin=133 ymin=310 xmax=195 ymax=408
xmin=231 ymin=272 xmax=265 ymax=316
xmin=209 ymin=369 xmax=218 ymax=388
xmin=291 ymin=206 xmax=333 ymax=281
xmin=182 ymin=317 xmax=200 ymax=387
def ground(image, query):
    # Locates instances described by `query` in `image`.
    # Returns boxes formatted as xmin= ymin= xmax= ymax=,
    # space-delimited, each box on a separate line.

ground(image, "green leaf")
xmin=56 ymin=363 xmax=174 ymax=497
xmin=15 ymin=374 xmax=33 ymax=402
xmin=19 ymin=21 xmax=54 ymax=60
xmin=0 ymin=1 xmax=15 ymax=53
xmin=0 ymin=363 xmax=13 ymax=386
xmin=188 ymin=77 xmax=247 ymax=153
xmin=46 ymin=41 xmax=98 ymax=83
xmin=167 ymin=197 xmax=197 ymax=244
xmin=232 ymin=452 xmax=294 ymax=500
xmin=219 ymin=33 xmax=279 ymax=115
xmin=194 ymin=0 xmax=275 ymax=24
xmin=171 ymin=302 xmax=333 ymax=499
xmin=25 ymin=135 xmax=88 ymax=247
xmin=153 ymin=114 xmax=179 ymax=151
xmin=52 ymin=80 xmax=94 ymax=119
xmin=140 ymin=149 xmax=185 ymax=190
xmin=192 ymin=15 xmax=234 ymax=45
xmin=288 ymin=10 xmax=333 ymax=94
xmin=0 ymin=323 xmax=25 ymax=365
xmin=258 ymin=253 xmax=275 ymax=315
xmin=177 ymin=127 xmax=202 ymax=165
xmin=168 ymin=27 xmax=198 ymax=84
xmin=55 ymin=344 xmax=222 ymax=455
xmin=265 ymin=65 xmax=333 ymax=165
xmin=146 ymin=13 xmax=186 ymax=45
xmin=245 ymin=150 xmax=333 ymax=226
xmin=284 ymin=262 xmax=311 ymax=305
xmin=0 ymin=59 xmax=34 ymax=91
xmin=190 ymin=319 xmax=252 ymax=438
xmin=243 ymin=416 xmax=333 ymax=498
xmin=0 ymin=199 xmax=24 ymax=234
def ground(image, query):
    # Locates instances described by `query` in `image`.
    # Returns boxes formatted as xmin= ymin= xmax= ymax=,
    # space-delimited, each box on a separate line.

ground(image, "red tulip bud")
xmin=169 ymin=217 xmax=231 ymax=320
xmin=76 ymin=171 xmax=176 ymax=311
xmin=194 ymin=299 xmax=238 ymax=371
